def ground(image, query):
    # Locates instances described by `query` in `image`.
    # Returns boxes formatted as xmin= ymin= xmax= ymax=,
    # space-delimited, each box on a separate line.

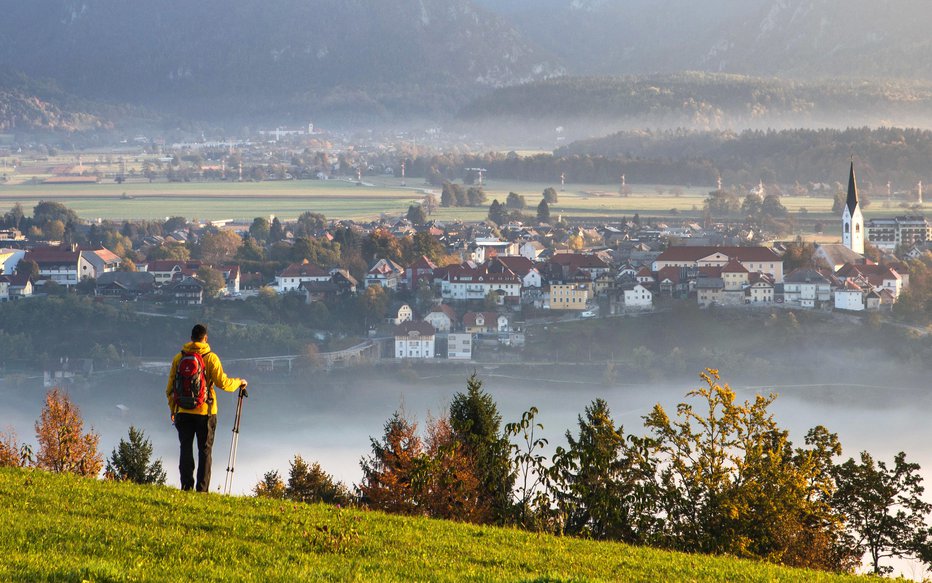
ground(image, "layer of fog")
xmin=3 ymin=354 xmax=930 ymax=578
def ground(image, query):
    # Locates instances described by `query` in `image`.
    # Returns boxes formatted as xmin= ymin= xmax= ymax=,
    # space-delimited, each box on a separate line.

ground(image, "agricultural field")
xmin=0 ymin=154 xmax=924 ymax=225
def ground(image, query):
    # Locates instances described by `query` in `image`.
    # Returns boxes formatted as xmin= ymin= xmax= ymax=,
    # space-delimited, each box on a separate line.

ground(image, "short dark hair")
xmin=191 ymin=324 xmax=208 ymax=342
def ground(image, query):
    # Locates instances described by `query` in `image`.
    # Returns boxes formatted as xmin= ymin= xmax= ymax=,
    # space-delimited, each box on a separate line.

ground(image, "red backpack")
xmin=173 ymin=351 xmax=211 ymax=410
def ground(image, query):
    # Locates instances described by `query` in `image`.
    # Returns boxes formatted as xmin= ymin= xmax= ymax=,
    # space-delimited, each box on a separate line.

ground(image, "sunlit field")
xmin=0 ymin=164 xmax=924 ymax=223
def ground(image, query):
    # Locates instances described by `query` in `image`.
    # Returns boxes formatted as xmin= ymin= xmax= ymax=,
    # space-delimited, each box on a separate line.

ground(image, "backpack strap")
xmin=202 ymin=351 xmax=214 ymax=406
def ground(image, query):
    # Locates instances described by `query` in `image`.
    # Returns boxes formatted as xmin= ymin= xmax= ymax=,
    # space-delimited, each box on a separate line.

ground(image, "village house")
xmin=389 ymin=303 xmax=414 ymax=325
xmin=275 ymin=260 xmax=332 ymax=292
xmin=746 ymin=273 xmax=775 ymax=304
xmin=141 ymin=260 xmax=204 ymax=286
xmin=782 ymin=268 xmax=834 ymax=308
xmin=623 ymin=284 xmax=653 ymax=310
xmin=95 ymin=271 xmax=156 ymax=299
xmin=547 ymin=283 xmax=591 ymax=310
xmin=81 ymin=247 xmax=122 ymax=277
xmin=424 ymin=304 xmax=456 ymax=332
xmin=834 ymin=280 xmax=866 ymax=311
xmin=393 ymin=320 xmax=436 ymax=359
xmin=2 ymin=273 xmax=32 ymax=299
xmin=463 ymin=312 xmax=509 ymax=334
xmin=164 ymin=276 xmax=204 ymax=305
xmin=366 ymin=258 xmax=405 ymax=290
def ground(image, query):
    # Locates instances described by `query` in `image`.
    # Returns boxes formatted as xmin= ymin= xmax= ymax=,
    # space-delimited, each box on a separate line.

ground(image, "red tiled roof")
xmin=394 ymin=320 xmax=435 ymax=337
xmin=24 ymin=247 xmax=80 ymax=264
xmin=463 ymin=312 xmax=500 ymax=327
xmin=656 ymin=266 xmax=681 ymax=284
xmin=551 ymin=253 xmax=609 ymax=269
xmin=722 ymin=259 xmax=748 ymax=273
xmin=495 ymin=256 xmax=535 ymax=276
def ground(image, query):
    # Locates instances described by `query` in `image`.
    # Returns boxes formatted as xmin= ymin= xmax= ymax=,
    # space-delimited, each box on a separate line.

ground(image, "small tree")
xmin=254 ymin=470 xmax=286 ymax=499
xmin=543 ymin=187 xmax=559 ymax=204
xmin=35 ymin=388 xmax=103 ymax=476
xmin=359 ymin=410 xmax=423 ymax=514
xmin=537 ymin=199 xmax=551 ymax=225
xmin=0 ymin=427 xmax=23 ymax=468
xmin=833 ymin=451 xmax=932 ymax=575
xmin=105 ymin=426 xmax=166 ymax=484
xmin=406 ymin=204 xmax=426 ymax=225
xmin=196 ymin=266 xmax=227 ymax=298
xmin=286 ymin=455 xmax=352 ymax=505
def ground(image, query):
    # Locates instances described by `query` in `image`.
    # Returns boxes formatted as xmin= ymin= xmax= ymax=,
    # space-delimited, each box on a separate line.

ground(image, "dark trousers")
xmin=175 ymin=413 xmax=218 ymax=492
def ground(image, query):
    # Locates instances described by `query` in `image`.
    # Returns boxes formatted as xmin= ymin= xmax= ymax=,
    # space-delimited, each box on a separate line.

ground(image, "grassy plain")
xmin=0 ymin=166 xmax=925 ymax=224
xmin=0 ymin=468 xmax=873 ymax=582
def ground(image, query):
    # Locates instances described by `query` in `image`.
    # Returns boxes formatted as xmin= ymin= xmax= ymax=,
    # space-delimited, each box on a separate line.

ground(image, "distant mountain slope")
xmin=460 ymin=73 xmax=932 ymax=130
xmin=0 ymin=0 xmax=558 ymax=122
xmin=474 ymin=0 xmax=932 ymax=80
xmin=0 ymin=69 xmax=111 ymax=133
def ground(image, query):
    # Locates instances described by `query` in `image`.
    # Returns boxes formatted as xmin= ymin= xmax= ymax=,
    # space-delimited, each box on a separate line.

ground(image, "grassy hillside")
xmin=0 ymin=468 xmax=873 ymax=582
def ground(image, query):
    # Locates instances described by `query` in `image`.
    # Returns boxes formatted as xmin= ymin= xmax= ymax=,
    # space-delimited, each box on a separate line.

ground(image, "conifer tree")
xmin=286 ymin=455 xmax=352 ymax=505
xmin=105 ymin=426 xmax=166 ymax=485
xmin=449 ymin=374 xmax=515 ymax=524
xmin=360 ymin=411 xmax=423 ymax=515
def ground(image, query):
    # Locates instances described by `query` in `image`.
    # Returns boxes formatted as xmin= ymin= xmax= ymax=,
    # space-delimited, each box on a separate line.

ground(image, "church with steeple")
xmin=842 ymin=161 xmax=865 ymax=255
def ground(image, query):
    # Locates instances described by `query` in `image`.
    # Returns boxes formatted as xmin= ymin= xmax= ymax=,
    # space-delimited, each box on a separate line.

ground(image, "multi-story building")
xmin=866 ymin=216 xmax=930 ymax=251
xmin=547 ymin=283 xmax=591 ymax=310
xmin=652 ymin=246 xmax=784 ymax=283
xmin=440 ymin=259 xmax=521 ymax=303
xmin=393 ymin=321 xmax=436 ymax=359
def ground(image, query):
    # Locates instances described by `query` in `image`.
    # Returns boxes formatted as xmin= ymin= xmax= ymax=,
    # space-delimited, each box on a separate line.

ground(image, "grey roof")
xmin=97 ymin=271 xmax=156 ymax=288
xmin=846 ymin=162 xmax=860 ymax=215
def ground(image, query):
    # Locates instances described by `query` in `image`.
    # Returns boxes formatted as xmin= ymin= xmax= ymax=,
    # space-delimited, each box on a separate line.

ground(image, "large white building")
xmin=394 ymin=321 xmax=436 ymax=359
xmin=652 ymin=246 xmax=784 ymax=283
xmin=867 ymin=216 xmax=930 ymax=251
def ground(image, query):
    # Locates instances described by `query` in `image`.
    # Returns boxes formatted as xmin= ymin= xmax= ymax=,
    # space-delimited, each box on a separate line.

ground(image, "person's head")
xmin=191 ymin=324 xmax=208 ymax=343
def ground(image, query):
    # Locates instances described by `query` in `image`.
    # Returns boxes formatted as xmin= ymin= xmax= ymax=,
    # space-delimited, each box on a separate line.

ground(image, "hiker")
xmin=166 ymin=323 xmax=247 ymax=492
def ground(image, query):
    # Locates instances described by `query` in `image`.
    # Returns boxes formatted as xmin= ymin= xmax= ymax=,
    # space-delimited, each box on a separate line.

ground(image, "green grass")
xmin=0 ymin=468 xmax=873 ymax=582
xmin=0 ymin=173 xmax=925 ymax=222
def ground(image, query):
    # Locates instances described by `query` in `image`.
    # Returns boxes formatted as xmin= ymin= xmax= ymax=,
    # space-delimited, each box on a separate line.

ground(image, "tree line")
xmin=252 ymin=371 xmax=932 ymax=576
xmin=3 ymin=371 xmax=931 ymax=575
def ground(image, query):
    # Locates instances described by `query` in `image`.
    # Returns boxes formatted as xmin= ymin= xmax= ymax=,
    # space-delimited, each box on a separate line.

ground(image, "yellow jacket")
xmin=166 ymin=341 xmax=243 ymax=416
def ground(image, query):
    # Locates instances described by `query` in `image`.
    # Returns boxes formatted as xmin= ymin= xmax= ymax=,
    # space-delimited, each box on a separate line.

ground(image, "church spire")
xmin=846 ymin=161 xmax=860 ymax=215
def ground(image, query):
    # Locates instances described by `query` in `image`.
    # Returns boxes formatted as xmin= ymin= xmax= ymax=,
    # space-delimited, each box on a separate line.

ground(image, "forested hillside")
xmin=0 ymin=0 xmax=557 ymax=123
xmin=460 ymin=74 xmax=932 ymax=130
xmin=474 ymin=0 xmax=932 ymax=81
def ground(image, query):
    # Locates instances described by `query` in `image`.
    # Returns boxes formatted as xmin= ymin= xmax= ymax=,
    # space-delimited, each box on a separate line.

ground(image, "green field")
xmin=0 ymin=468 xmax=874 ymax=582
xmin=0 ymin=174 xmax=924 ymax=224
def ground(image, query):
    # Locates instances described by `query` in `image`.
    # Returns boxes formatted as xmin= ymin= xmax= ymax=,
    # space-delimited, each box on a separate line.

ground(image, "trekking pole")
xmin=223 ymin=385 xmax=248 ymax=495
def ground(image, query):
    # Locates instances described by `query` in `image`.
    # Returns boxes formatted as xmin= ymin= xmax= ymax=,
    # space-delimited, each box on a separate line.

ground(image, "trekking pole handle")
xmin=239 ymin=386 xmax=248 ymax=399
